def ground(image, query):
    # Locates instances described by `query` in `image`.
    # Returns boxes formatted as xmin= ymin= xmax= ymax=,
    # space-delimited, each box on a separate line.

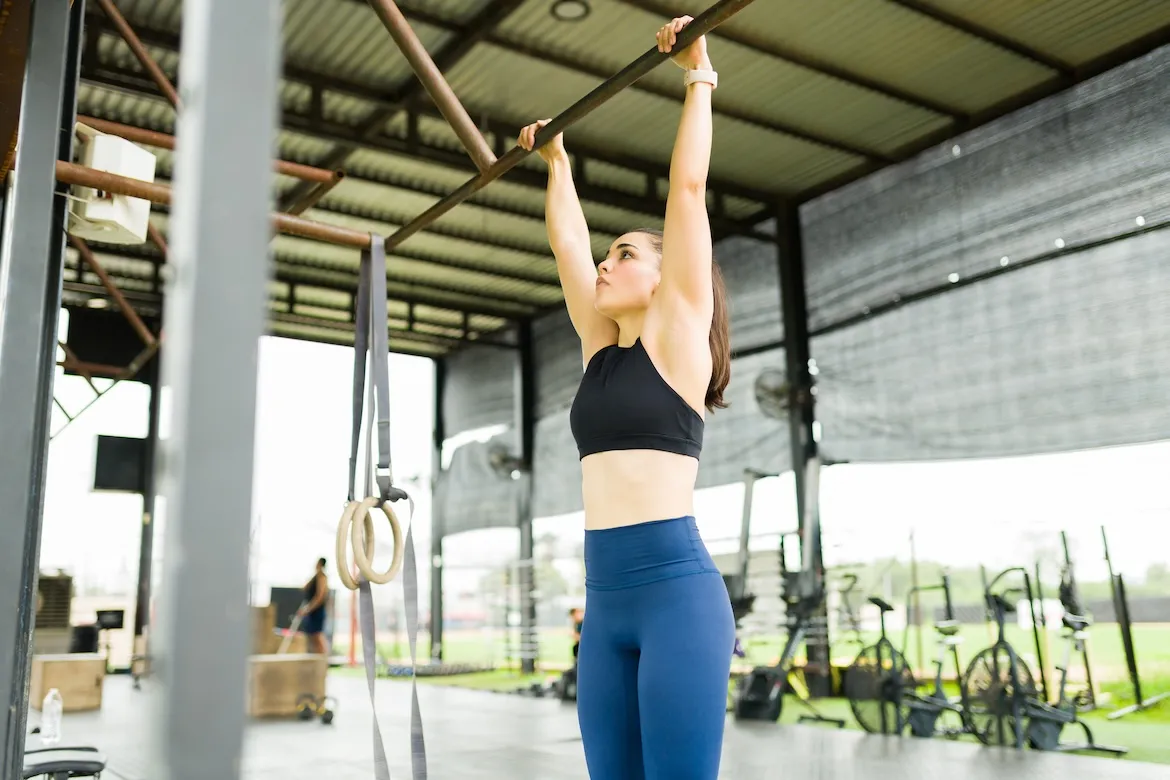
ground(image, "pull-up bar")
xmin=375 ymin=0 xmax=758 ymax=253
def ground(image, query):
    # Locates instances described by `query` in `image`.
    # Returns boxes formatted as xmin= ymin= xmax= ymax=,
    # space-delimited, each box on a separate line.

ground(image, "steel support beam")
xmin=380 ymin=0 xmax=760 ymax=254
xmin=429 ymin=357 xmax=446 ymax=661
xmin=0 ymin=0 xmax=83 ymax=775
xmin=514 ymin=319 xmax=538 ymax=674
xmin=775 ymin=201 xmax=829 ymax=698
xmin=133 ymin=346 xmax=162 ymax=639
xmin=148 ymin=0 xmax=281 ymax=777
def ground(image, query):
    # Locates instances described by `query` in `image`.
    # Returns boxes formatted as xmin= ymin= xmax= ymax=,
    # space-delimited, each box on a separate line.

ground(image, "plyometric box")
xmin=248 ymin=654 xmax=327 ymax=718
xmin=30 ymin=654 xmax=106 ymax=712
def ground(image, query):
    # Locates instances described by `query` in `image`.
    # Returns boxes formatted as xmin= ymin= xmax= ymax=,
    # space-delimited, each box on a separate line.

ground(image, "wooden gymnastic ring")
xmin=337 ymin=496 xmax=404 ymax=588
xmin=334 ymin=500 xmax=374 ymax=591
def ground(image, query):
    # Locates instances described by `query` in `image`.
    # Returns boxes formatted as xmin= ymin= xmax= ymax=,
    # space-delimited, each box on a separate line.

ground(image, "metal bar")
xmin=366 ymin=0 xmax=496 ymax=172
xmin=0 ymin=0 xmax=82 ymax=774
xmin=94 ymin=0 xmax=183 ymax=107
xmin=133 ymin=356 xmax=162 ymax=643
xmin=58 ymin=166 xmax=559 ymax=308
xmin=283 ymin=171 xmax=346 ymax=216
xmin=381 ymin=0 xmax=760 ymax=254
xmin=76 ymin=115 xmax=340 ymax=184
xmin=149 ymin=0 xmax=280 ymax=776
xmin=775 ymin=199 xmax=830 ymax=697
xmin=54 ymin=159 xmax=372 ymax=246
xmin=59 ymin=341 xmax=101 ymax=391
xmin=277 ymin=0 xmax=522 ymax=209
xmin=81 ymin=65 xmax=771 ymax=238
xmin=70 ymin=235 xmax=157 ymax=346
xmin=53 ymin=395 xmax=75 ymax=422
xmin=59 ymin=357 xmax=127 ymax=378
xmin=514 ymin=320 xmax=537 ymax=673
xmin=337 ymin=0 xmax=878 ymax=161
xmin=81 ymin=9 xmax=778 ymax=207
xmin=430 ymin=357 xmax=446 ymax=661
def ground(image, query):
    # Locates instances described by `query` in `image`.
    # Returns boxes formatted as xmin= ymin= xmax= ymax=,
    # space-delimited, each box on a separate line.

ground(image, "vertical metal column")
xmin=515 ymin=321 xmax=538 ymax=674
xmin=133 ymin=354 xmax=163 ymax=641
xmin=148 ymin=1 xmax=281 ymax=777
xmin=0 ymin=1 xmax=83 ymax=774
xmin=429 ymin=357 xmax=446 ymax=662
xmin=776 ymin=201 xmax=830 ymax=698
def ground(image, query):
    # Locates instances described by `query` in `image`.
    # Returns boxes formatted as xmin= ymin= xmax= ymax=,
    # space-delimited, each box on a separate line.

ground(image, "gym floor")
xmin=25 ymin=675 xmax=1167 ymax=779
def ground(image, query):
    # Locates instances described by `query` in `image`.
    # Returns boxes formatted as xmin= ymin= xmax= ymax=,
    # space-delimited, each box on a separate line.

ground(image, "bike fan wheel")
xmin=962 ymin=645 xmax=1036 ymax=746
xmin=844 ymin=639 xmax=914 ymax=735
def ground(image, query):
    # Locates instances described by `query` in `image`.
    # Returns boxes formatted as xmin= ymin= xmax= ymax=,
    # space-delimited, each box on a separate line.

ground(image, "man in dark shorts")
xmin=297 ymin=557 xmax=329 ymax=654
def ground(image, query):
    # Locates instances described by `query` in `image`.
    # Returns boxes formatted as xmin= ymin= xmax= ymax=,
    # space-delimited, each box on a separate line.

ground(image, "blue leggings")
xmin=577 ymin=516 xmax=735 ymax=780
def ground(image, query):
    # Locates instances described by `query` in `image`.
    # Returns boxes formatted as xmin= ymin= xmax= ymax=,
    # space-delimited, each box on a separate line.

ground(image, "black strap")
xmin=349 ymin=235 xmax=427 ymax=780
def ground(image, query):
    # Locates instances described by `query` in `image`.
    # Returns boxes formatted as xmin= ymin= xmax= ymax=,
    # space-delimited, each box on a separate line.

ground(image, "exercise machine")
xmin=842 ymin=596 xmax=914 ymax=734
xmin=1102 ymin=526 xmax=1168 ymax=719
xmin=961 ymin=568 xmax=1040 ymax=748
xmin=834 ymin=572 xmax=863 ymax=647
xmin=1020 ymin=552 xmax=1126 ymax=755
xmin=901 ymin=574 xmax=970 ymax=739
xmin=732 ymin=459 xmax=845 ymax=728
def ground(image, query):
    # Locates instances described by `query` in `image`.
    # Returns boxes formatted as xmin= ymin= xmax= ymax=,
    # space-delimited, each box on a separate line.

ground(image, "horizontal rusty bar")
xmin=55 ymin=160 xmax=372 ymax=248
xmin=367 ymin=0 xmax=497 ymax=173
xmin=382 ymin=0 xmax=758 ymax=253
xmin=76 ymin=115 xmax=340 ymax=185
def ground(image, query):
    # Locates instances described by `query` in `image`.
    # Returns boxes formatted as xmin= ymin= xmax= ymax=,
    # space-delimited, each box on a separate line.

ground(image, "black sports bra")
xmin=569 ymin=338 xmax=704 ymax=460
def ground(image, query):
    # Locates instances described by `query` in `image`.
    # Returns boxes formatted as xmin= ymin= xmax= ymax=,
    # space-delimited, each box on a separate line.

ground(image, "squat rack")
xmin=0 ymin=0 xmax=758 ymax=777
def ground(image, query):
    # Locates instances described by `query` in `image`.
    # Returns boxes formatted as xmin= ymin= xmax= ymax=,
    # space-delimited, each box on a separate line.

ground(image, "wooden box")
xmin=251 ymin=604 xmax=276 ymax=654
xmin=29 ymin=654 xmax=105 ymax=712
xmin=247 ymin=654 xmax=326 ymax=718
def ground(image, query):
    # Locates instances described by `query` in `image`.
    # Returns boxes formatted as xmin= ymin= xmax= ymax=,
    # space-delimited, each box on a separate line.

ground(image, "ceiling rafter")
xmin=614 ymin=0 xmax=967 ymax=122
xmin=81 ymin=8 xmax=778 ymax=209
xmin=277 ymin=0 xmax=531 ymax=211
xmin=334 ymin=0 xmax=887 ymax=162
xmin=79 ymin=62 xmax=771 ymax=240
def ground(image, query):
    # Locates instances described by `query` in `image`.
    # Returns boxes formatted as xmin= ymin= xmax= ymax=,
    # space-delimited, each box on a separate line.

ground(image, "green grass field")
xmin=335 ymin=622 xmax=1170 ymax=764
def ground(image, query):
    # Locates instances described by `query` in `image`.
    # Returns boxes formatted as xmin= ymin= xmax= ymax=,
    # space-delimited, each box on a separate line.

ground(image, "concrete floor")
xmin=24 ymin=675 xmax=1166 ymax=779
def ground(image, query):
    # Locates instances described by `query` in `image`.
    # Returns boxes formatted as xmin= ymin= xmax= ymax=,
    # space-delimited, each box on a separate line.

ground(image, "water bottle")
xmin=40 ymin=688 xmax=63 ymax=746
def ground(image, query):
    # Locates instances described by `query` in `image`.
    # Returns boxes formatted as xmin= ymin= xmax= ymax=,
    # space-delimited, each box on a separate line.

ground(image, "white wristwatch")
xmin=684 ymin=69 xmax=718 ymax=89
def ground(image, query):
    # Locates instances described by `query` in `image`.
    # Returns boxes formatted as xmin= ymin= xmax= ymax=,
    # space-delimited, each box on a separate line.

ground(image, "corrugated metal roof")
xmin=284 ymin=0 xmax=454 ymax=92
xmin=69 ymin=0 xmax=1169 ymax=357
xmin=924 ymin=0 xmax=1170 ymax=67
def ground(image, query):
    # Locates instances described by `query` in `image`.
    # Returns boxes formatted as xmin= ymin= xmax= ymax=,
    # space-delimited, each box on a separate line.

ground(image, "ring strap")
xmin=350 ymin=235 xmax=428 ymax=780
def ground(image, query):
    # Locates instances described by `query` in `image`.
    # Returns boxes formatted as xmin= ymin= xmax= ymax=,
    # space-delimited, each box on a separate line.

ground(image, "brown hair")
xmin=636 ymin=229 xmax=731 ymax=411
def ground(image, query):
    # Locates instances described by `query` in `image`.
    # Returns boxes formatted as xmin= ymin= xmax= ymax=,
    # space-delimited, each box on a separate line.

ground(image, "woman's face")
xmin=594 ymin=232 xmax=661 ymax=319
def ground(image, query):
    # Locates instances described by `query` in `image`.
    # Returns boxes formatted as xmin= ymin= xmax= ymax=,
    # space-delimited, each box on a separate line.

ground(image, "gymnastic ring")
xmin=338 ymin=496 xmax=404 ymax=589
xmin=335 ymin=500 xmax=367 ymax=591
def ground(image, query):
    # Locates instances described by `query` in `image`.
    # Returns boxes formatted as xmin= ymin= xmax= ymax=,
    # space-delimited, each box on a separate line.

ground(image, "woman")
xmin=296 ymin=557 xmax=329 ymax=655
xmin=518 ymin=16 xmax=734 ymax=780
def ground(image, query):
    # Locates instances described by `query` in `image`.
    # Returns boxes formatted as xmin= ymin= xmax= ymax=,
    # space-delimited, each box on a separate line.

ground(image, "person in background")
xmin=570 ymin=606 xmax=585 ymax=664
xmin=297 ymin=557 xmax=329 ymax=655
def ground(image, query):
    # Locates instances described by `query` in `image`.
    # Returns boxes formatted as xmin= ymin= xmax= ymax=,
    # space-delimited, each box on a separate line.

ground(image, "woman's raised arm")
xmin=519 ymin=120 xmax=618 ymax=359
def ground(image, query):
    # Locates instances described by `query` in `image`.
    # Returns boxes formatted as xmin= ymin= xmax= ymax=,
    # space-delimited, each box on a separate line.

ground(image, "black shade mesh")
xmin=802 ymin=47 xmax=1170 ymax=333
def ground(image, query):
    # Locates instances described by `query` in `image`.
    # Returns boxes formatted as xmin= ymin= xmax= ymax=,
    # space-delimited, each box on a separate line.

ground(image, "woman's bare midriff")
xmin=581 ymin=449 xmax=699 ymax=530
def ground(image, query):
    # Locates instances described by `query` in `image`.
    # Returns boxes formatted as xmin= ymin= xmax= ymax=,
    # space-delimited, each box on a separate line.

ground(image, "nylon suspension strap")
xmin=336 ymin=233 xmax=428 ymax=780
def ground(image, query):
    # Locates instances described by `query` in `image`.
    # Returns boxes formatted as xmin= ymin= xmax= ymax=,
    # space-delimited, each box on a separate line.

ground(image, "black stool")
xmin=22 ymin=746 xmax=107 ymax=779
